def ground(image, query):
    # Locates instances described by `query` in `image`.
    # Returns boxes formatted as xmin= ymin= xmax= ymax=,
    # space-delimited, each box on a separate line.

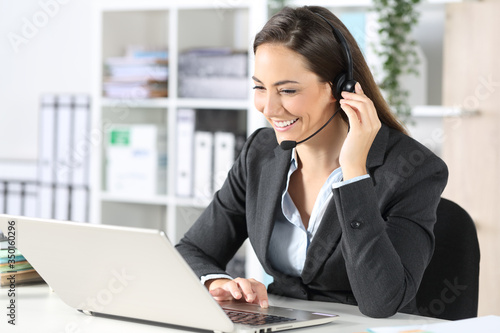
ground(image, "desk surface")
xmin=1 ymin=284 xmax=443 ymax=333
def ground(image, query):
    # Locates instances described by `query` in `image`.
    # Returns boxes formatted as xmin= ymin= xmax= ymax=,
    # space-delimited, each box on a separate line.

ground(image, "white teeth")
xmin=275 ymin=118 xmax=298 ymax=128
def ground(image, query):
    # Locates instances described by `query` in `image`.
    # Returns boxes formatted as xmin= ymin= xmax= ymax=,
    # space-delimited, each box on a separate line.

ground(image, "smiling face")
xmin=253 ymin=43 xmax=336 ymax=145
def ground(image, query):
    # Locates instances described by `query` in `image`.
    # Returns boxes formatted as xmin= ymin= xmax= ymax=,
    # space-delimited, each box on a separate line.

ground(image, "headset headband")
xmin=314 ymin=12 xmax=354 ymax=83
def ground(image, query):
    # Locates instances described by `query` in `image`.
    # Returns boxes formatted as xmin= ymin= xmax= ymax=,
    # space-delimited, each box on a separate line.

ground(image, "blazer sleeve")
xmin=332 ymin=135 xmax=448 ymax=318
xmin=175 ymin=129 xmax=265 ymax=279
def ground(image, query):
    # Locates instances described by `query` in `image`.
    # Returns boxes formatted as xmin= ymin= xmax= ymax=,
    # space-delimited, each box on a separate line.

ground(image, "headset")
xmin=314 ymin=12 xmax=357 ymax=101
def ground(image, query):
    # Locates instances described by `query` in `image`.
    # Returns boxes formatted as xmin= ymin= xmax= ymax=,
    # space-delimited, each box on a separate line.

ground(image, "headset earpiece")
xmin=332 ymin=72 xmax=356 ymax=101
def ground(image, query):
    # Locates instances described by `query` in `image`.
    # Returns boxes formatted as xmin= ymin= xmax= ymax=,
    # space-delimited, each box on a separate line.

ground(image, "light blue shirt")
xmin=268 ymin=148 xmax=369 ymax=276
xmin=201 ymin=148 xmax=369 ymax=284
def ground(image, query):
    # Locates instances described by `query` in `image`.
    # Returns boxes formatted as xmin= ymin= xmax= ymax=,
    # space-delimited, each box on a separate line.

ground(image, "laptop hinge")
xmin=78 ymin=309 xmax=94 ymax=316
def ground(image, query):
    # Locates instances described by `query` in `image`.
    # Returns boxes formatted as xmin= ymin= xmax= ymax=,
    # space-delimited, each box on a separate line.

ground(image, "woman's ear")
xmin=327 ymin=81 xmax=337 ymax=103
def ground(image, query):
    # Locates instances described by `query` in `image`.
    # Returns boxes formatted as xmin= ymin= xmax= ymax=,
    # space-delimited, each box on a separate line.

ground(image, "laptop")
xmin=0 ymin=214 xmax=338 ymax=333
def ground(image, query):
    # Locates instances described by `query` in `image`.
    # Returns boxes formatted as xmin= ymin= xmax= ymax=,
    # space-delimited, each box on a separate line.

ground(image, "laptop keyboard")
xmin=224 ymin=309 xmax=296 ymax=326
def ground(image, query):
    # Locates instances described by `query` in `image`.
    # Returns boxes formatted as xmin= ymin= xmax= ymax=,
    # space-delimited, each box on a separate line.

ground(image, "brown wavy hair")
xmin=253 ymin=6 xmax=407 ymax=134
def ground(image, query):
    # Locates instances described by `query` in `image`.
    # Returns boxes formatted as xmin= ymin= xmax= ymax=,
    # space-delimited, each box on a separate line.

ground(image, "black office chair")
xmin=416 ymin=198 xmax=480 ymax=320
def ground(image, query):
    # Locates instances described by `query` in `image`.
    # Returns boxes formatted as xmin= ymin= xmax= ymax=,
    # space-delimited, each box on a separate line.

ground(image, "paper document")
xmin=368 ymin=315 xmax=500 ymax=333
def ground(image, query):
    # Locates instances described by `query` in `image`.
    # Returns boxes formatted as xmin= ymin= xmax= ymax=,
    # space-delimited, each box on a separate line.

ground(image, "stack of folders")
xmin=106 ymin=124 xmax=167 ymax=196
xmin=176 ymin=109 xmax=246 ymax=201
xmin=0 ymin=231 xmax=43 ymax=287
xmin=39 ymin=95 xmax=91 ymax=222
xmin=178 ymin=47 xmax=248 ymax=99
xmin=103 ymin=46 xmax=168 ymax=99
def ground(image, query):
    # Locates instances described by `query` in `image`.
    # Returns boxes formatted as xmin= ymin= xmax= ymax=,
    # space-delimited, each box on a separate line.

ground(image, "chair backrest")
xmin=416 ymin=198 xmax=480 ymax=320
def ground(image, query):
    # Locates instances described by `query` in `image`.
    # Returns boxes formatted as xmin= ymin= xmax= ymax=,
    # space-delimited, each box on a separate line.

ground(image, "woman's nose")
xmin=262 ymin=94 xmax=282 ymax=117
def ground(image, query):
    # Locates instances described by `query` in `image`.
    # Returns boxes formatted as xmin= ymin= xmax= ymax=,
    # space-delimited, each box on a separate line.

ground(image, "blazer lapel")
xmin=251 ymin=145 xmax=292 ymax=273
xmin=301 ymin=200 xmax=342 ymax=284
xmin=301 ymin=124 xmax=390 ymax=284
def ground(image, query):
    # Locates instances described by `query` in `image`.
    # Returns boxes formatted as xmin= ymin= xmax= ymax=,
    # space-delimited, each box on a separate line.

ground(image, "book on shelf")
xmin=106 ymin=64 xmax=168 ymax=80
xmin=178 ymin=76 xmax=247 ymax=100
xmin=105 ymin=56 xmax=168 ymax=67
xmin=1 ymin=269 xmax=43 ymax=286
xmin=176 ymin=109 xmax=195 ymax=197
xmin=39 ymin=94 xmax=91 ymax=222
xmin=176 ymin=108 xmax=247 ymax=200
xmin=103 ymin=46 xmax=168 ymax=99
xmin=103 ymin=80 xmax=168 ymax=99
xmin=193 ymin=131 xmax=214 ymax=200
xmin=0 ymin=248 xmax=25 ymax=264
xmin=0 ymin=247 xmax=44 ymax=287
xmin=195 ymin=108 xmax=247 ymax=159
xmin=178 ymin=48 xmax=246 ymax=77
xmin=1 ymin=260 xmax=32 ymax=271
xmin=213 ymin=132 xmax=236 ymax=193
xmin=178 ymin=47 xmax=248 ymax=99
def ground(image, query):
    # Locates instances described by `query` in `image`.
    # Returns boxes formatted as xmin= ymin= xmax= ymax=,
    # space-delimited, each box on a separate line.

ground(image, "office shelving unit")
xmin=89 ymin=0 xmax=475 ymax=239
xmin=90 ymin=0 xmax=268 ymax=243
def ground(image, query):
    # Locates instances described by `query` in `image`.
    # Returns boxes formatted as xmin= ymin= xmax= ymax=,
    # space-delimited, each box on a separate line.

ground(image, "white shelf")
xmin=99 ymin=192 xmax=213 ymax=208
xmin=100 ymin=192 xmax=169 ymax=205
xmin=101 ymin=98 xmax=169 ymax=108
xmin=411 ymin=105 xmax=478 ymax=118
xmin=173 ymin=197 xmax=212 ymax=208
xmin=176 ymin=98 xmax=250 ymax=110
xmin=101 ymin=97 xmax=251 ymax=110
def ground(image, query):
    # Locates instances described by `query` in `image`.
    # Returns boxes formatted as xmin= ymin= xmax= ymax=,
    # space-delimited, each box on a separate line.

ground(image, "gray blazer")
xmin=176 ymin=124 xmax=448 ymax=318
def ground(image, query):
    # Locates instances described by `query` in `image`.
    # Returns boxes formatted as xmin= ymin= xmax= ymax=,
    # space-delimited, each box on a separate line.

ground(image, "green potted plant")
xmin=372 ymin=0 xmax=423 ymax=124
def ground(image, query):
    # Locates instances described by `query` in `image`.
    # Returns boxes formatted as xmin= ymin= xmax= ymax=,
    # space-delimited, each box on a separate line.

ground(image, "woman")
xmin=176 ymin=6 xmax=448 ymax=318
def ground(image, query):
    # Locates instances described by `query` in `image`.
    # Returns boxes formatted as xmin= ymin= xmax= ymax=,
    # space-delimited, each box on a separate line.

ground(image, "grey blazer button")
xmin=350 ymin=221 xmax=362 ymax=229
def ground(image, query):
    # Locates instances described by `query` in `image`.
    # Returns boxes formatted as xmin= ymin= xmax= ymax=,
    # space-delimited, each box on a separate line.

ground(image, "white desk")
xmin=1 ymin=284 xmax=443 ymax=333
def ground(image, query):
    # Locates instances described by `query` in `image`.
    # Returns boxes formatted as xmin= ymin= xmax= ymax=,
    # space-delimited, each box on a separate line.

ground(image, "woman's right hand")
xmin=206 ymin=277 xmax=269 ymax=308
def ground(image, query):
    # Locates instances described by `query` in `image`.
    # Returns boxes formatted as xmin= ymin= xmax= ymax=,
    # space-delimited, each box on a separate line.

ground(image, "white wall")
xmin=414 ymin=3 xmax=446 ymax=106
xmin=0 ymin=0 xmax=93 ymax=161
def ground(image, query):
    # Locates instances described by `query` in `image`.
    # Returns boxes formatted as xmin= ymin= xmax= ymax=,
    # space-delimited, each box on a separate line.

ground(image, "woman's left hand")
xmin=338 ymin=82 xmax=381 ymax=180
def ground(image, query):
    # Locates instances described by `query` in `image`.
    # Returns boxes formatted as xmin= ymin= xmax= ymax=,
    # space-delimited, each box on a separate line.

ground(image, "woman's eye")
xmin=252 ymin=85 xmax=265 ymax=91
xmin=280 ymin=89 xmax=296 ymax=95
